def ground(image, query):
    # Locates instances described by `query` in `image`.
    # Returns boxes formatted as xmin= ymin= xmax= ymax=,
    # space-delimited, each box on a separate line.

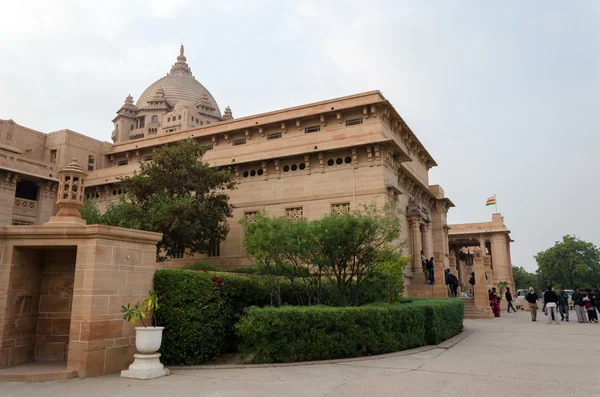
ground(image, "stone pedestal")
xmin=121 ymin=353 xmax=170 ymax=380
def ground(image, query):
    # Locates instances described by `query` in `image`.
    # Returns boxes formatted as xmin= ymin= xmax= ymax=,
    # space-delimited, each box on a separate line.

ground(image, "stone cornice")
xmin=0 ymin=224 xmax=162 ymax=245
xmin=108 ymin=91 xmax=386 ymax=155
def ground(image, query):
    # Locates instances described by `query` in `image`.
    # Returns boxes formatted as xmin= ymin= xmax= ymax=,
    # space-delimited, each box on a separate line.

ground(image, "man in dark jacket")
xmin=505 ymin=287 xmax=516 ymax=313
xmin=525 ymin=288 xmax=539 ymax=321
xmin=544 ymin=287 xmax=559 ymax=324
xmin=558 ymin=288 xmax=569 ymax=322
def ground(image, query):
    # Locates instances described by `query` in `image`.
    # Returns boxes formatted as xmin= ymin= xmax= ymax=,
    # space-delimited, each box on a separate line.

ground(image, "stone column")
xmin=484 ymin=255 xmax=494 ymax=287
xmin=473 ymin=247 xmax=493 ymax=318
xmin=0 ymin=172 xmax=17 ymax=226
xmin=448 ymin=250 xmax=457 ymax=276
xmin=38 ymin=182 xmax=57 ymax=224
xmin=490 ymin=233 xmax=512 ymax=290
xmin=409 ymin=217 xmax=423 ymax=274
xmin=421 ymin=223 xmax=430 ymax=259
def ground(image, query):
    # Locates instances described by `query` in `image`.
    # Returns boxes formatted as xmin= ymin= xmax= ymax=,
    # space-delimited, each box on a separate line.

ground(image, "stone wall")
xmin=35 ymin=249 xmax=75 ymax=362
xmin=0 ymin=248 xmax=42 ymax=368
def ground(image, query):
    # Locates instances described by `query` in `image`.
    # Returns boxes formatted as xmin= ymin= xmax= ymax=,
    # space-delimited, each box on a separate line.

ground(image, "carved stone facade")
xmin=0 ymin=47 xmax=511 ymax=297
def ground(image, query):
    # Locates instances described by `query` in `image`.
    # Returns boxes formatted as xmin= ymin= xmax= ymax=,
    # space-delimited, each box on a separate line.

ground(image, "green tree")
xmin=80 ymin=139 xmax=235 ymax=261
xmin=241 ymin=205 xmax=407 ymax=306
xmin=512 ymin=266 xmax=539 ymax=291
xmin=535 ymin=235 xmax=600 ymax=289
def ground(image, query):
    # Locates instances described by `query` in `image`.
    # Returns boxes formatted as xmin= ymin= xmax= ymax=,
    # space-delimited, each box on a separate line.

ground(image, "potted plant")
xmin=121 ymin=290 xmax=164 ymax=355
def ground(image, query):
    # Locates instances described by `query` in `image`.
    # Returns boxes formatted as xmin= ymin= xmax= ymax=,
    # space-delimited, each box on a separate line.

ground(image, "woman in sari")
xmin=489 ymin=287 xmax=501 ymax=317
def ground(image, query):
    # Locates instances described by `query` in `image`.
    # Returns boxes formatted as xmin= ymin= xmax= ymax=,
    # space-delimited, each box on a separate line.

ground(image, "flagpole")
xmin=495 ymin=194 xmax=498 ymax=213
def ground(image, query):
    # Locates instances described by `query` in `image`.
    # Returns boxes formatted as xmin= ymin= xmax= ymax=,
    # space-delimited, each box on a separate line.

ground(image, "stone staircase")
xmin=461 ymin=297 xmax=494 ymax=319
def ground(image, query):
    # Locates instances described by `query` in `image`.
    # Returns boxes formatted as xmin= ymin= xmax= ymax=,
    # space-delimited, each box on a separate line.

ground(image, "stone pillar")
xmin=432 ymin=250 xmax=448 ymax=298
xmin=0 ymin=172 xmax=17 ymax=226
xmin=67 ymin=235 xmax=160 ymax=378
xmin=484 ymin=255 xmax=494 ymax=287
xmin=448 ymin=250 xmax=457 ymax=276
xmin=38 ymin=182 xmax=57 ymax=224
xmin=421 ymin=223 xmax=430 ymax=259
xmin=490 ymin=233 xmax=512 ymax=291
xmin=409 ymin=217 xmax=423 ymax=275
xmin=473 ymin=247 xmax=493 ymax=318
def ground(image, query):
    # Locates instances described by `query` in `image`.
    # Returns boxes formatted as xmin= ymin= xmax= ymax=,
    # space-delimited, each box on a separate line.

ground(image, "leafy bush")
xmin=241 ymin=205 xmax=404 ymax=306
xmin=154 ymin=270 xmax=234 ymax=365
xmin=154 ymin=269 xmax=390 ymax=364
xmin=186 ymin=262 xmax=219 ymax=272
xmin=235 ymin=299 xmax=464 ymax=363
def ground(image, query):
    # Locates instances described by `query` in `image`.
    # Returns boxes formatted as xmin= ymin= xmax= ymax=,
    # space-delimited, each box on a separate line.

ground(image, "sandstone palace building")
xmin=0 ymin=46 xmax=515 ymax=297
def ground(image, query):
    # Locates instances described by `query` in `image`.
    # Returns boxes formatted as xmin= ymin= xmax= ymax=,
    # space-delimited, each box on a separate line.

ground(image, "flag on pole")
xmin=486 ymin=195 xmax=496 ymax=206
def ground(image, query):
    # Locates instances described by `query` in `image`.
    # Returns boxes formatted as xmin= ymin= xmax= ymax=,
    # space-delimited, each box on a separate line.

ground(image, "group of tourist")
xmin=524 ymin=286 xmax=600 ymax=324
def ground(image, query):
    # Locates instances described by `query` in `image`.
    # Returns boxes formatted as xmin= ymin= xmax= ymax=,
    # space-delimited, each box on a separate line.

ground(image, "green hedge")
xmin=235 ymin=299 xmax=464 ymax=364
xmin=154 ymin=269 xmax=389 ymax=365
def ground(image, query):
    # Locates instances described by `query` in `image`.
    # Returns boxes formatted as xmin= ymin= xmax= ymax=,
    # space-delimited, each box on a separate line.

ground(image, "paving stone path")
xmin=2 ymin=310 xmax=598 ymax=397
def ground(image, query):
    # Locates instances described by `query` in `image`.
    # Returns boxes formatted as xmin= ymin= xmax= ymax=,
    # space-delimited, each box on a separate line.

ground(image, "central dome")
xmin=136 ymin=45 xmax=221 ymax=119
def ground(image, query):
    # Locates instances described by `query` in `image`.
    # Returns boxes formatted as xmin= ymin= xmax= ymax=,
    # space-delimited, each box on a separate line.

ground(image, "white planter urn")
xmin=121 ymin=326 xmax=170 ymax=380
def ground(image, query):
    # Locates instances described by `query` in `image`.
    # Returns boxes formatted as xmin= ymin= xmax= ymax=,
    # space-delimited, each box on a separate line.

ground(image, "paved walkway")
xmin=2 ymin=310 xmax=598 ymax=396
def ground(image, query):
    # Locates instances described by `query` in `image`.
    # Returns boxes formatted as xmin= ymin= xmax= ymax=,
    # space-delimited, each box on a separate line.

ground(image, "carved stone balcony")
xmin=13 ymin=198 xmax=38 ymax=218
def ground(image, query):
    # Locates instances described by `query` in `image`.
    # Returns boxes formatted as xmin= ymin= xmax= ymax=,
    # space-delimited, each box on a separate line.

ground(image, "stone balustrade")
xmin=13 ymin=198 xmax=38 ymax=217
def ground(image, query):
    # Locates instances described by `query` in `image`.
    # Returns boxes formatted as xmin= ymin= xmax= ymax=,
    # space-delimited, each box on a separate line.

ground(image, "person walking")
xmin=558 ymin=288 xmax=569 ymax=322
xmin=450 ymin=273 xmax=460 ymax=297
xmin=445 ymin=269 xmax=452 ymax=296
xmin=544 ymin=287 xmax=559 ymax=325
xmin=505 ymin=287 xmax=516 ymax=313
xmin=585 ymin=289 xmax=598 ymax=323
xmin=468 ymin=272 xmax=475 ymax=296
xmin=490 ymin=287 xmax=501 ymax=317
xmin=573 ymin=288 xmax=587 ymax=323
xmin=525 ymin=287 xmax=539 ymax=321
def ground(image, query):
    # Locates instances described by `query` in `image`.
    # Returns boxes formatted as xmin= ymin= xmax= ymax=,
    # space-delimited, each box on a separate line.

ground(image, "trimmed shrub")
xmin=154 ymin=270 xmax=234 ymax=365
xmin=235 ymin=299 xmax=464 ymax=364
xmin=154 ymin=269 xmax=392 ymax=364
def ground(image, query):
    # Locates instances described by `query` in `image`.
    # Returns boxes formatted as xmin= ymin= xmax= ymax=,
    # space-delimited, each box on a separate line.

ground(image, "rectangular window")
xmin=201 ymin=144 xmax=214 ymax=151
xmin=208 ymin=241 xmax=220 ymax=257
xmin=15 ymin=180 xmax=39 ymax=201
xmin=345 ymin=118 xmax=363 ymax=126
xmin=130 ymin=125 xmax=134 ymax=131
xmin=267 ymin=132 xmax=282 ymax=140
xmin=50 ymin=149 xmax=57 ymax=164
xmin=196 ymin=118 xmax=199 ymax=123
xmin=304 ymin=125 xmax=320 ymax=134
xmin=171 ymin=249 xmax=185 ymax=259
xmin=285 ymin=207 xmax=304 ymax=220
xmin=331 ymin=203 xmax=351 ymax=214
xmin=232 ymin=138 xmax=246 ymax=146
xmin=143 ymin=155 xmax=153 ymax=162
xmin=117 ymin=160 xmax=129 ymax=166
xmin=244 ymin=211 xmax=258 ymax=224
xmin=12 ymin=219 xmax=34 ymax=226
xmin=178 ymin=115 xmax=182 ymax=120
xmin=167 ymin=117 xmax=171 ymax=122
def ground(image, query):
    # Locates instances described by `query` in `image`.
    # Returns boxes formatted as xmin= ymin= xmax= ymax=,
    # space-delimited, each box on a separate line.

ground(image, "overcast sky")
xmin=1 ymin=1 xmax=598 ymax=272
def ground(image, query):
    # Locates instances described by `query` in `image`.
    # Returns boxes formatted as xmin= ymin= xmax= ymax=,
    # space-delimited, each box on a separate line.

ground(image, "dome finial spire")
xmin=180 ymin=43 xmax=184 ymax=56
